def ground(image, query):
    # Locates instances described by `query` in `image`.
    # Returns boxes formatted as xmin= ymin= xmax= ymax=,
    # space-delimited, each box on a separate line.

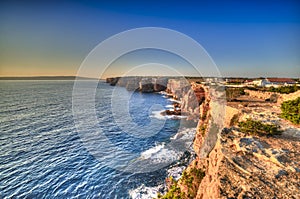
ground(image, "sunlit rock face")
xmin=166 ymin=78 xmax=190 ymax=99
xmin=181 ymin=83 xmax=206 ymax=119
xmin=179 ymin=90 xmax=300 ymax=199
xmin=192 ymin=127 xmax=300 ymax=199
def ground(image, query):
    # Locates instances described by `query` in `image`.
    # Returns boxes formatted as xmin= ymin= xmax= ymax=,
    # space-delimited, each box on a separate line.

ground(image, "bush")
xmin=159 ymin=168 xmax=205 ymax=199
xmin=268 ymin=85 xmax=300 ymax=94
xmin=280 ymin=97 xmax=300 ymax=124
xmin=238 ymin=119 xmax=282 ymax=136
xmin=158 ymin=177 xmax=183 ymax=199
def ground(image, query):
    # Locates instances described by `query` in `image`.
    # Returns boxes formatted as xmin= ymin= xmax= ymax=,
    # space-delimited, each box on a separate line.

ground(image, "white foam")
xmin=129 ymin=184 xmax=164 ymax=199
xmin=167 ymin=98 xmax=181 ymax=103
xmin=170 ymin=128 xmax=195 ymax=140
xmin=165 ymin=104 xmax=173 ymax=108
xmin=139 ymin=142 xmax=180 ymax=164
xmin=167 ymin=166 xmax=186 ymax=181
xmin=150 ymin=110 xmax=166 ymax=120
xmin=131 ymin=128 xmax=196 ymax=198
xmin=140 ymin=143 xmax=165 ymax=159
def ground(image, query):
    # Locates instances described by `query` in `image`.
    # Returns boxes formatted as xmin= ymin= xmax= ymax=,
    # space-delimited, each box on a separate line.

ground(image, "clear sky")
xmin=0 ymin=0 xmax=299 ymax=78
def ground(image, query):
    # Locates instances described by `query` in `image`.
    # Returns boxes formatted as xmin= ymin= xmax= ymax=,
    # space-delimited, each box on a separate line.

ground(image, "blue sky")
xmin=0 ymin=0 xmax=299 ymax=77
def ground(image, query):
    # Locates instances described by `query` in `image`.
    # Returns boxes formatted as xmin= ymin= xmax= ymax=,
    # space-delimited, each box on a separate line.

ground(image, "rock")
xmin=139 ymin=78 xmax=154 ymax=92
xmin=126 ymin=78 xmax=140 ymax=91
xmin=188 ymin=127 xmax=300 ymax=199
xmin=154 ymin=77 xmax=168 ymax=92
xmin=164 ymin=85 xmax=300 ymax=199
xmin=161 ymin=109 xmax=181 ymax=116
xmin=106 ymin=77 xmax=120 ymax=86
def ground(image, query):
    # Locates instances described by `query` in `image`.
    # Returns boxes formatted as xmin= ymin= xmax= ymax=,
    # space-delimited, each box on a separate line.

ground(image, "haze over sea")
xmin=0 ymin=80 xmax=194 ymax=198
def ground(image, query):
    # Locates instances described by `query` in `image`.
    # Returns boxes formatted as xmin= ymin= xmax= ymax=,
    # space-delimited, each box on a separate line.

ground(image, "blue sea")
xmin=0 ymin=80 xmax=195 ymax=198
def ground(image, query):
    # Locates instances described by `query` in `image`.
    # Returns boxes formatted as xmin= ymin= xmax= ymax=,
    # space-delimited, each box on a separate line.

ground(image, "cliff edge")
xmin=162 ymin=82 xmax=300 ymax=199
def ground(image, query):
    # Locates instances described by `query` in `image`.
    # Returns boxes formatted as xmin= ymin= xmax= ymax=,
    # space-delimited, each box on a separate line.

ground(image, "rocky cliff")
xmin=106 ymin=76 xmax=168 ymax=92
xmin=106 ymin=77 xmax=300 ymax=198
xmin=163 ymin=83 xmax=300 ymax=199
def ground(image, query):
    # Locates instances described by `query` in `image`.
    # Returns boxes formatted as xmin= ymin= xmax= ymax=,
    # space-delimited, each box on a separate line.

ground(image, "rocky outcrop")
xmin=193 ymin=127 xmax=300 ymax=199
xmin=166 ymin=78 xmax=190 ymax=100
xmin=106 ymin=77 xmax=120 ymax=86
xmin=106 ymin=76 xmax=169 ymax=92
xmin=181 ymin=83 xmax=205 ymax=118
xmin=154 ymin=77 xmax=168 ymax=92
xmin=165 ymin=85 xmax=300 ymax=199
xmin=245 ymin=89 xmax=300 ymax=104
xmin=139 ymin=78 xmax=154 ymax=92
xmin=166 ymin=79 xmax=208 ymax=119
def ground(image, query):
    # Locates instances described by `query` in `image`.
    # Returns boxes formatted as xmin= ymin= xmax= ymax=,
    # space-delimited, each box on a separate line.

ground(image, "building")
xmin=262 ymin=78 xmax=296 ymax=87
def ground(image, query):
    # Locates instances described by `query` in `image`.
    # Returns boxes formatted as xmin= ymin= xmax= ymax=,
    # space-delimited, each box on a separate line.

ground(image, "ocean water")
xmin=0 ymin=80 xmax=195 ymax=198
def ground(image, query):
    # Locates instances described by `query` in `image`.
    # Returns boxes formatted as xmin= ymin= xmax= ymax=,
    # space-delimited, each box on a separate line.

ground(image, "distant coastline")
xmin=0 ymin=76 xmax=98 ymax=80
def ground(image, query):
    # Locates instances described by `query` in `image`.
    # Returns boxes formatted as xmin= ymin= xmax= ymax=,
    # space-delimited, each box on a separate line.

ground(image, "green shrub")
xmin=158 ymin=177 xmax=183 ymax=199
xmin=159 ymin=168 xmax=205 ymax=199
xmin=268 ymin=85 xmax=300 ymax=94
xmin=238 ymin=119 xmax=282 ymax=136
xmin=280 ymin=97 xmax=300 ymax=124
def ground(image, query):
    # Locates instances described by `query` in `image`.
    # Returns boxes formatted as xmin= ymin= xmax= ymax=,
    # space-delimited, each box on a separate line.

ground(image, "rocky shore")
xmin=106 ymin=76 xmax=205 ymax=120
xmin=106 ymin=76 xmax=169 ymax=92
xmin=162 ymin=81 xmax=300 ymax=199
xmin=106 ymin=77 xmax=300 ymax=198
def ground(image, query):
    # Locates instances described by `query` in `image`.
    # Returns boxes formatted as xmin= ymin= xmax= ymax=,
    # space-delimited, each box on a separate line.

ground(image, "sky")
xmin=0 ymin=0 xmax=299 ymax=78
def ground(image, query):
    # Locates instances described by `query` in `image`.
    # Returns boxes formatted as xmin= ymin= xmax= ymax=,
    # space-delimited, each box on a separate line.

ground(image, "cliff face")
xmin=106 ymin=76 xmax=168 ymax=92
xmin=192 ymin=127 xmax=300 ymax=199
xmin=180 ymin=88 xmax=300 ymax=199
xmin=106 ymin=77 xmax=300 ymax=198
xmin=166 ymin=79 xmax=207 ymax=119
xmin=164 ymin=82 xmax=300 ymax=199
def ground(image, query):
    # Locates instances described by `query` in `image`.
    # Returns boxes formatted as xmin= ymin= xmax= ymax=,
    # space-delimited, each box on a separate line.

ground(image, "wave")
xmin=129 ymin=184 xmax=165 ymax=199
xmin=140 ymin=143 xmax=165 ymax=159
xmin=138 ymin=128 xmax=195 ymax=163
xmin=167 ymin=98 xmax=181 ymax=103
xmin=130 ymin=128 xmax=196 ymax=198
xmin=167 ymin=166 xmax=186 ymax=181
xmin=165 ymin=104 xmax=173 ymax=108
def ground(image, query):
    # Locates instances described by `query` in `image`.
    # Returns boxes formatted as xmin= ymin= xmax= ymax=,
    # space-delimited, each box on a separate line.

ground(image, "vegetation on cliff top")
xmin=158 ymin=167 xmax=205 ymax=199
xmin=238 ymin=119 xmax=282 ymax=136
xmin=280 ymin=97 xmax=300 ymax=124
xmin=246 ymin=85 xmax=300 ymax=94
xmin=268 ymin=85 xmax=300 ymax=94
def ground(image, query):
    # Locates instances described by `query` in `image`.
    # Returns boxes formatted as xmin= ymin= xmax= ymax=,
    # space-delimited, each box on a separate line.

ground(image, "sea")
xmin=0 ymin=80 xmax=196 ymax=198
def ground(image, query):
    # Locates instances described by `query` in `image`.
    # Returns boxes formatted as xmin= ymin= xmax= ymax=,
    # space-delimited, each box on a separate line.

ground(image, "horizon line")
xmin=0 ymin=75 xmax=299 ymax=80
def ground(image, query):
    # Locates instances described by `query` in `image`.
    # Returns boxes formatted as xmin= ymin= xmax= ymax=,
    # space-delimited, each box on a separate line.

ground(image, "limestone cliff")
xmin=163 ymin=84 xmax=300 ymax=199
xmin=106 ymin=76 xmax=168 ymax=92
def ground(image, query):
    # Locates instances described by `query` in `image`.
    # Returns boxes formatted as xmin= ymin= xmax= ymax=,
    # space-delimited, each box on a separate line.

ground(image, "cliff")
xmin=163 ymin=83 xmax=300 ymax=199
xmin=106 ymin=76 xmax=168 ymax=92
xmin=105 ymin=77 xmax=300 ymax=198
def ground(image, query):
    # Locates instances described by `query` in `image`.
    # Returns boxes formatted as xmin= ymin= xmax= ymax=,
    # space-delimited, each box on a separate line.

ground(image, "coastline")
xmin=107 ymin=76 xmax=300 ymax=199
xmin=105 ymin=76 xmax=203 ymax=198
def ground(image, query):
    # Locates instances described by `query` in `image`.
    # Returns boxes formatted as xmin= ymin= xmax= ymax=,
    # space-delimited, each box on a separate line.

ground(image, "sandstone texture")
xmin=165 ymin=84 xmax=300 ymax=199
